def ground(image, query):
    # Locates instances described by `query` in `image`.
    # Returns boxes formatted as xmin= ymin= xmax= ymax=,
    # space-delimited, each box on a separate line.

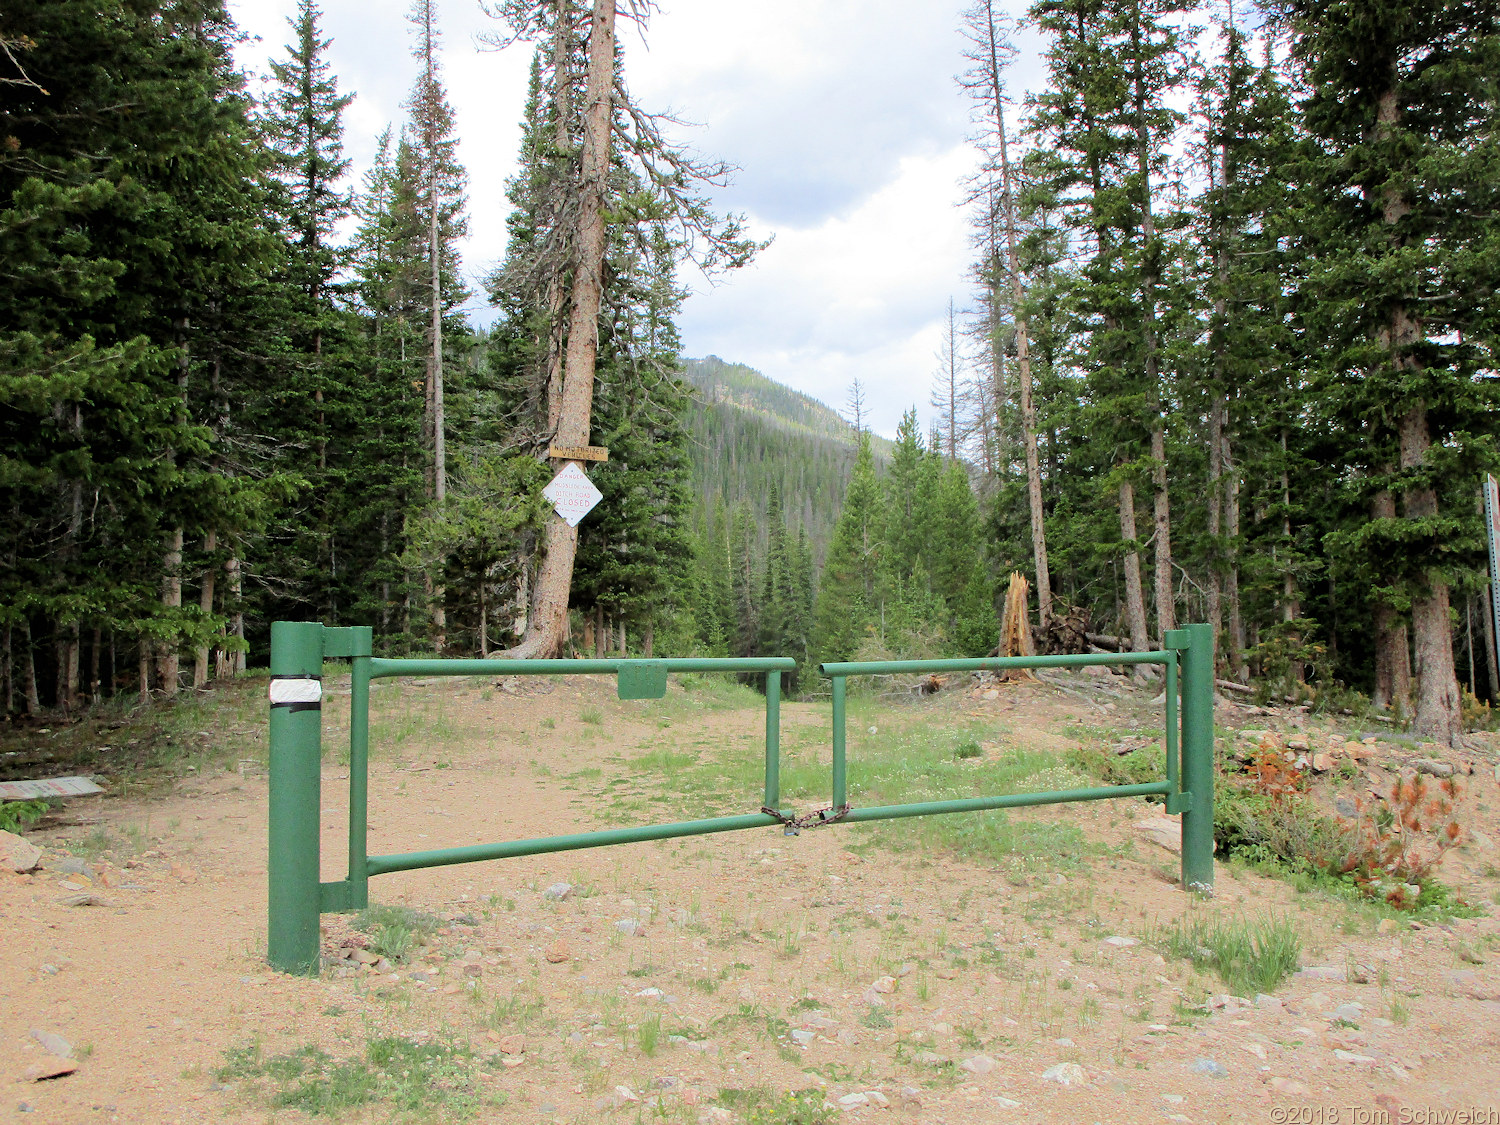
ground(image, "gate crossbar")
xmin=267 ymin=619 xmax=797 ymax=975
xmin=359 ymin=658 xmax=793 ymax=878
xmin=816 ymin=625 xmax=1215 ymax=896
xmin=267 ymin=621 xmax=1215 ymax=976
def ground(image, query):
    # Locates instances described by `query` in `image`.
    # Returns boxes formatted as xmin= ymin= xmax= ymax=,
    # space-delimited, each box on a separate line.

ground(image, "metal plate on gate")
xmin=617 ymin=660 xmax=668 ymax=700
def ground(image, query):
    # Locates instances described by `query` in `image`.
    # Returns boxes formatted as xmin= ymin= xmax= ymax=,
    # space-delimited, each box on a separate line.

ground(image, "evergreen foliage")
xmin=1 ymin=0 xmax=1495 ymax=738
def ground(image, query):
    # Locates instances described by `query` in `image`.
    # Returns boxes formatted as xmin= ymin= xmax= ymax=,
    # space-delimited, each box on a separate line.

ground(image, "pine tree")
xmin=814 ymin=435 xmax=884 ymax=663
xmin=1 ymin=0 xmax=288 ymax=707
xmin=884 ymin=410 xmax=927 ymax=581
xmin=256 ymin=0 xmax=357 ymax=638
xmin=484 ymin=0 xmax=761 ymax=658
xmin=1288 ymin=0 xmax=1500 ymax=744
xmin=1029 ymin=0 xmax=1195 ymax=650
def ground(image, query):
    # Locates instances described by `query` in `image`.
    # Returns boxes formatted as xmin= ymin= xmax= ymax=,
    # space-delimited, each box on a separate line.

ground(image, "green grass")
xmin=642 ymin=674 xmax=767 ymax=716
xmin=353 ymin=904 xmax=441 ymax=963
xmin=623 ymin=697 xmax=1100 ymax=870
xmin=740 ymin=1088 xmax=836 ymax=1125
xmin=218 ymin=1035 xmax=495 ymax=1120
xmin=579 ymin=706 xmax=604 ymax=726
xmin=859 ymin=1005 xmax=892 ymax=1029
xmin=636 ymin=1014 xmax=662 ymax=1056
xmin=487 ymin=991 xmax=545 ymax=1030
xmin=1148 ymin=913 xmax=1302 ymax=995
xmin=370 ymin=697 xmax=458 ymax=757
xmin=635 ymin=746 xmax=696 ymax=771
xmin=711 ymin=1003 xmax=790 ymax=1042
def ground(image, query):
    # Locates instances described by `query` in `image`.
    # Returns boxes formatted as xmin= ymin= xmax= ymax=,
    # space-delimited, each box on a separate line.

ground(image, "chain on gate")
xmin=759 ymin=803 xmax=852 ymax=836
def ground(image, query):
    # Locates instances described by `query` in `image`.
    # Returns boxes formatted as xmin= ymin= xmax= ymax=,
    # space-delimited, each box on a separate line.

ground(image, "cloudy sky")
xmin=230 ymin=0 xmax=1051 ymax=438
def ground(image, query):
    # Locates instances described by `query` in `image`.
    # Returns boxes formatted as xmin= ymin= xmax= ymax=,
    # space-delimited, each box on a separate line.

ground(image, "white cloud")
xmin=680 ymin=144 xmax=979 ymax=436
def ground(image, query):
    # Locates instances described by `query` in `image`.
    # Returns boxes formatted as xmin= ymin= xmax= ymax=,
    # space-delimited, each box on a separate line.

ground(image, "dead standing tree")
xmin=959 ymin=0 xmax=1052 ymax=627
xmin=483 ymin=0 xmax=762 ymax=658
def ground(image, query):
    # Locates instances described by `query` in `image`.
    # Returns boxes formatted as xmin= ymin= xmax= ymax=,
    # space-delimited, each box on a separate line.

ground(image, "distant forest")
xmin=1 ymin=0 xmax=1497 ymax=749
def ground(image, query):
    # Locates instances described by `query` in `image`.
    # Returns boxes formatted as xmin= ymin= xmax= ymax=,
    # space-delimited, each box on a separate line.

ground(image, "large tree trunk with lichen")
xmin=1369 ymin=484 xmax=1411 ymax=711
xmin=504 ymin=0 xmax=615 ymax=659
xmin=1369 ymin=79 xmax=1458 ymax=744
xmin=1400 ymin=402 xmax=1460 ymax=745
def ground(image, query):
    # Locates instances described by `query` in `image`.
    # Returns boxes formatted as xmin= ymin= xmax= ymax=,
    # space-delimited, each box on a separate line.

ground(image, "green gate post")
xmin=763 ymin=671 xmax=782 ymax=811
xmin=1179 ymin=622 xmax=1215 ymax=893
xmin=344 ymin=627 xmax=374 ymax=912
xmin=268 ymin=621 xmax=325 ymax=974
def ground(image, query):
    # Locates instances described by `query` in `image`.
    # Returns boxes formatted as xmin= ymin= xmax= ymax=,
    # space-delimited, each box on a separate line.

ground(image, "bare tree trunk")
xmin=428 ymin=189 xmax=447 ymax=650
xmin=1482 ymin=579 xmax=1500 ymax=701
xmin=194 ymin=530 xmax=216 ymax=688
xmin=224 ymin=554 xmax=245 ymax=676
xmin=479 ymin=579 xmax=489 ymax=658
xmin=1204 ymin=93 xmax=1232 ymax=673
xmin=1150 ymin=425 xmax=1174 ymax=638
xmin=1131 ymin=25 xmax=1172 ymax=643
xmin=1224 ymin=430 xmax=1246 ymax=682
xmin=1206 ymin=391 xmax=1224 ymax=663
xmin=1280 ymin=434 xmax=1302 ymax=683
xmin=543 ymin=0 xmax=573 ymax=434
xmin=1118 ymin=478 xmax=1150 ymax=655
xmin=55 ymin=406 xmax=84 ymax=712
xmin=56 ymin=622 xmax=79 ymax=716
xmin=644 ymin=620 xmax=654 ymax=658
xmin=89 ymin=626 xmax=101 ymax=704
xmin=2 ymin=624 xmax=11 ymax=714
xmin=1372 ymin=479 xmax=1411 ymax=712
xmin=21 ymin=621 xmax=41 ymax=715
xmin=1466 ymin=595 xmax=1476 ymax=697
xmin=504 ymin=0 xmax=616 ymax=659
xmin=138 ymin=637 xmax=150 ymax=705
xmin=987 ymin=38 xmax=1051 ymax=625
xmin=1399 ymin=402 xmax=1460 ymax=745
xmin=942 ymin=298 xmax=958 ymax=461
xmin=379 ymin=501 xmax=392 ymax=634
xmin=157 ymin=526 xmax=183 ymax=697
xmin=618 ymin=618 xmax=626 ymax=656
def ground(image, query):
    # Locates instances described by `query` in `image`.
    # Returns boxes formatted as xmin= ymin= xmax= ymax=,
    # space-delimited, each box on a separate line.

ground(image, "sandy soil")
xmin=3 ymin=671 xmax=1500 ymax=1125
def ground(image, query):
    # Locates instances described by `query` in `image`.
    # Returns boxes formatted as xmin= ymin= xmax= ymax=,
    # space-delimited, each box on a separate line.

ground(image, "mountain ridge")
xmin=678 ymin=356 xmax=885 ymax=567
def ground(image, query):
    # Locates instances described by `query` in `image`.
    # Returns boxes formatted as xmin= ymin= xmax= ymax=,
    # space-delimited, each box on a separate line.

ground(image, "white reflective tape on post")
xmin=269 ymin=678 xmax=323 ymax=705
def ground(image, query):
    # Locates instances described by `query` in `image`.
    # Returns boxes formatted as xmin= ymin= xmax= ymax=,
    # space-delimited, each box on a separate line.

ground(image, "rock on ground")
xmin=1 ymin=829 xmax=42 ymax=873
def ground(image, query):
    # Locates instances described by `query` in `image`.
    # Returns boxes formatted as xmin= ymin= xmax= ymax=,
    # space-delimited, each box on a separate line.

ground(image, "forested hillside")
xmin=681 ymin=356 xmax=888 ymax=566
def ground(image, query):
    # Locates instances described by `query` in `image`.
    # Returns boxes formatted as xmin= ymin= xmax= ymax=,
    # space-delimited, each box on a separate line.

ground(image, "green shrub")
xmin=0 ymin=799 xmax=50 ymax=833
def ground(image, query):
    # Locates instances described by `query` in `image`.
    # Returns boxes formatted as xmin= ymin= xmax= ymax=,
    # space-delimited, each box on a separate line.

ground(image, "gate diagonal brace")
xmin=761 ymin=804 xmax=852 ymax=837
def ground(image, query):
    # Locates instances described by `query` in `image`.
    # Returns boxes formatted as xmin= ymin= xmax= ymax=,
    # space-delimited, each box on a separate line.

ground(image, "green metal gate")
xmin=266 ymin=620 xmax=1214 ymax=975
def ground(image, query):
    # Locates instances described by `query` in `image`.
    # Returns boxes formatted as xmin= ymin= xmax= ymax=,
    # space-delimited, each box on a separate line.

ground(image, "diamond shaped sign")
xmin=542 ymin=461 xmax=603 ymax=527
